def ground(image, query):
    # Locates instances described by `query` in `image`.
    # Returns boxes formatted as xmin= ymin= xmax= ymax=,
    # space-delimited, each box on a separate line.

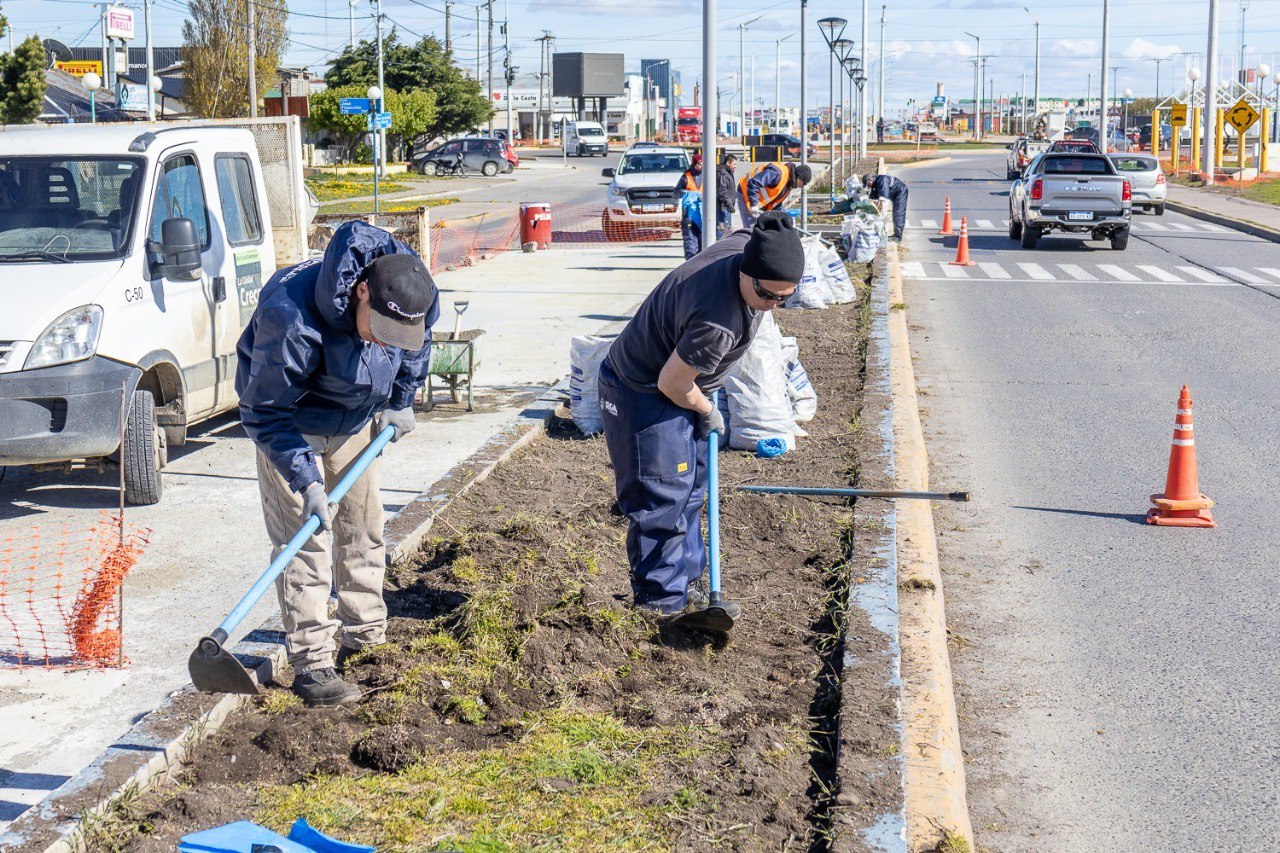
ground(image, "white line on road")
xmin=1057 ymin=264 xmax=1097 ymax=281
xmin=1096 ymin=264 xmax=1141 ymax=282
xmin=1175 ymin=266 xmax=1232 ymax=284
xmin=1169 ymin=223 xmax=1197 ymax=231
xmin=1137 ymin=265 xmax=1184 ymax=282
xmin=1218 ymin=267 xmax=1268 ymax=283
xmin=1017 ymin=262 xmax=1056 ymax=281
xmin=1140 ymin=222 xmax=1171 ymax=231
xmin=979 ymin=263 xmax=1011 ymax=279
xmin=975 ymin=219 xmax=996 ymax=229
xmin=900 ymin=261 xmax=927 ymax=279
xmin=1256 ymin=267 xmax=1280 ymax=281
xmin=940 ymin=264 xmax=971 ymax=279
xmin=1198 ymin=223 xmax=1229 ymax=232
xmin=1001 ymin=219 xmax=1010 ymax=226
xmin=920 ymin=219 xmax=939 ymax=229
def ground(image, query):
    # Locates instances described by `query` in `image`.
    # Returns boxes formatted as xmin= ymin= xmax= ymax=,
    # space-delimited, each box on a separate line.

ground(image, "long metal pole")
xmin=487 ymin=0 xmax=494 ymax=134
xmin=739 ymin=23 xmax=745 ymax=138
xmin=776 ymin=37 xmax=782 ymax=129
xmin=1033 ymin=20 xmax=1040 ymax=121
xmin=247 ymin=0 xmax=257 ymax=118
xmin=828 ymin=45 xmax=835 ymax=205
xmin=966 ymin=33 xmax=980 ymax=141
xmin=1100 ymin=0 xmax=1110 ymax=153
xmin=349 ymin=0 xmax=356 ymax=48
xmin=837 ymin=56 xmax=844 ymax=179
xmin=503 ymin=0 xmax=511 ymax=141
xmin=701 ymin=0 xmax=717 ymax=250
xmin=800 ymin=0 xmax=809 ymax=228
xmin=144 ymin=0 xmax=155 ymax=120
xmin=878 ymin=5 xmax=885 ymax=134
xmin=859 ymin=0 xmax=868 ymax=158
xmin=1020 ymin=73 xmax=1026 ymax=133
xmin=1203 ymin=0 xmax=1220 ymax=182
xmin=738 ymin=485 xmax=972 ymax=502
xmin=375 ymin=0 xmax=386 ymax=176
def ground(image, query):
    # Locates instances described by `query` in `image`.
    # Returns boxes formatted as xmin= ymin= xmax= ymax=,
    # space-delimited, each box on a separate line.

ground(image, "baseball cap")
xmin=364 ymin=253 xmax=435 ymax=350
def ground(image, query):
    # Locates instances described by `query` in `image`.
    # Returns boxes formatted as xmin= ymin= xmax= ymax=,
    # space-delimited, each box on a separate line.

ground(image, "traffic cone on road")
xmin=1146 ymin=385 xmax=1216 ymax=528
xmin=938 ymin=196 xmax=955 ymax=235
xmin=950 ymin=216 xmax=975 ymax=266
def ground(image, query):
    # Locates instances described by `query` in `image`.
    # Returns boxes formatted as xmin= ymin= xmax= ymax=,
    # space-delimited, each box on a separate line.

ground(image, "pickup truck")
xmin=1006 ymin=136 xmax=1050 ymax=179
xmin=1008 ymin=152 xmax=1133 ymax=250
xmin=0 ymin=117 xmax=313 ymax=503
xmin=600 ymin=146 xmax=690 ymax=239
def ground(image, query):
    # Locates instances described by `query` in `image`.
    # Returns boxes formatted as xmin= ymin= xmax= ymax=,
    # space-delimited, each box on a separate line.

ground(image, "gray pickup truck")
xmin=1009 ymin=152 xmax=1133 ymax=250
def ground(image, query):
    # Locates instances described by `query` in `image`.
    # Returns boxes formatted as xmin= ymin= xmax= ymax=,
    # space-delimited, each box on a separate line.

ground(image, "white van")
xmin=0 ymin=119 xmax=310 ymax=504
xmin=563 ymin=121 xmax=609 ymax=157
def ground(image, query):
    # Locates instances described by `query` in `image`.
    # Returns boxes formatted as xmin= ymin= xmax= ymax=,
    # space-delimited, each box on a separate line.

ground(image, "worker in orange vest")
xmin=676 ymin=153 xmax=705 ymax=258
xmin=737 ymin=162 xmax=813 ymax=229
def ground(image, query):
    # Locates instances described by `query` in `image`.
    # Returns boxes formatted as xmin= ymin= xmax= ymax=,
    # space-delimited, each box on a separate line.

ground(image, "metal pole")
xmin=701 ymin=0 xmax=717 ymax=250
xmin=375 ymin=0 xmax=386 ymax=176
xmin=1024 ymin=9 xmax=1039 ymax=124
xmin=1100 ymin=0 xmax=1109 ymax=153
xmin=100 ymin=4 xmax=108 ymax=89
xmin=487 ymin=0 xmax=494 ymax=134
xmin=828 ymin=46 xmax=834 ymax=204
xmin=776 ymin=37 xmax=782 ymax=129
xmin=444 ymin=2 xmax=451 ymax=53
xmin=247 ymin=0 xmax=257 ymax=118
xmin=859 ymin=0 xmax=868 ymax=158
xmin=503 ymin=0 xmax=511 ymax=142
xmin=1204 ymin=0 xmax=1220 ymax=182
xmin=349 ymin=0 xmax=357 ymax=48
xmin=475 ymin=6 xmax=480 ymax=82
xmin=966 ymin=32 xmax=979 ymax=141
xmin=144 ymin=0 xmax=155 ymax=120
xmin=879 ymin=5 xmax=886 ymax=134
xmin=800 ymin=0 xmax=809 ymax=228
xmin=738 ymin=485 xmax=972 ymax=502
xmin=740 ymin=23 xmax=745 ymax=139
xmin=1020 ymin=73 xmax=1026 ymax=133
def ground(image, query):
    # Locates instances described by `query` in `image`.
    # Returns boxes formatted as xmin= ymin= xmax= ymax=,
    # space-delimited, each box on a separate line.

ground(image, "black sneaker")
xmin=291 ymin=667 xmax=362 ymax=706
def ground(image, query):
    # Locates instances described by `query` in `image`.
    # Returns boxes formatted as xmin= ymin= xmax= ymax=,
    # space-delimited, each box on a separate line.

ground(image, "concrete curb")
xmin=885 ymin=242 xmax=974 ymax=851
xmin=2 ymin=387 xmax=566 ymax=853
xmin=1165 ymin=199 xmax=1280 ymax=243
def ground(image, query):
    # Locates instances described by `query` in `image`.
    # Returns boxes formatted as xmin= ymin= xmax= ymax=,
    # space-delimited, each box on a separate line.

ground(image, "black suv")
xmin=412 ymin=138 xmax=514 ymax=176
xmin=759 ymin=133 xmax=816 ymax=157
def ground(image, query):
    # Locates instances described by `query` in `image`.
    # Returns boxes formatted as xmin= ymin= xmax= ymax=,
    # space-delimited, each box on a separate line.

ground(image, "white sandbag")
xmin=848 ymin=225 xmax=881 ymax=263
xmin=569 ymin=335 xmax=612 ymax=435
xmin=780 ymin=335 xmax=818 ymax=422
xmin=783 ymin=237 xmax=833 ymax=309
xmin=726 ymin=313 xmax=797 ymax=452
xmin=819 ymin=245 xmax=857 ymax=303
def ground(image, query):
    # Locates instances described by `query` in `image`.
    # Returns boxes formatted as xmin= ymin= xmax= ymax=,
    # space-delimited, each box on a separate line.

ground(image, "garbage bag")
xmin=780 ymin=335 xmax=818 ymax=422
xmin=571 ymin=335 xmax=612 ymax=435
xmin=819 ymin=245 xmax=858 ymax=303
xmin=783 ymin=237 xmax=834 ymax=309
xmin=725 ymin=313 xmax=797 ymax=452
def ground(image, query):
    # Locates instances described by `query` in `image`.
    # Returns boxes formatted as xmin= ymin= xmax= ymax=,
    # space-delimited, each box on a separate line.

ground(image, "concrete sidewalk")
xmin=1166 ymin=183 xmax=1280 ymax=240
xmin=0 ymin=239 xmax=682 ymax=829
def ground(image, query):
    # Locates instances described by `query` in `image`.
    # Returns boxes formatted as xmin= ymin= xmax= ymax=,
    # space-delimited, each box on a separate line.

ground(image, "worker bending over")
xmin=676 ymin=153 xmax=705 ymax=259
xmin=236 ymin=221 xmax=439 ymax=706
xmin=598 ymin=212 xmax=805 ymax=629
xmin=862 ymin=172 xmax=909 ymax=242
xmin=738 ymin=162 xmax=813 ymax=229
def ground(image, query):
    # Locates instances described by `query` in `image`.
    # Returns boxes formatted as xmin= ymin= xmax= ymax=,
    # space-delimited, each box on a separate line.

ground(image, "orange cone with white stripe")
xmin=938 ymin=196 xmax=955 ymax=235
xmin=1146 ymin=385 xmax=1216 ymax=528
xmin=950 ymin=216 xmax=975 ymax=266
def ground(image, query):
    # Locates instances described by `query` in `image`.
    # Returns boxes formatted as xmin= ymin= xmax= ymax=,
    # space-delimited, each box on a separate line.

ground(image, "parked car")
xmin=918 ymin=121 xmax=939 ymax=141
xmin=502 ymin=141 xmax=519 ymax=170
xmin=0 ymin=121 xmax=312 ymax=504
xmin=1048 ymin=138 xmax=1101 ymax=154
xmin=1007 ymin=136 xmax=1051 ymax=179
xmin=1008 ymin=152 xmax=1133 ymax=250
xmin=1139 ymin=124 xmax=1174 ymax=149
xmin=759 ymin=133 xmax=816 ymax=157
xmin=1108 ymin=153 xmax=1166 ymax=214
xmin=599 ymin=146 xmax=690 ymax=239
xmin=563 ymin=121 xmax=609 ymax=157
xmin=628 ymin=141 xmax=662 ymax=149
xmin=413 ymin=138 xmax=513 ymax=176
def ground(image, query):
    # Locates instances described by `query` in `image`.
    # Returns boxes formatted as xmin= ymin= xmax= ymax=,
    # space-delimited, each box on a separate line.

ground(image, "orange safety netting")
xmin=0 ymin=513 xmax=149 ymax=669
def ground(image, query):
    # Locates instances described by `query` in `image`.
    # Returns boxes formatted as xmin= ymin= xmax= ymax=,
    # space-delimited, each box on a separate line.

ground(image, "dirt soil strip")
xmin=105 ymin=283 xmax=901 ymax=853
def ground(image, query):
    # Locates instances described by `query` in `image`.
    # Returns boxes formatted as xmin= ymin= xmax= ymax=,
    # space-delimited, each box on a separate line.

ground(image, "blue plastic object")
xmin=707 ymin=393 xmax=721 ymax=597
xmin=178 ymin=821 xmax=311 ymax=853
xmin=755 ymin=437 xmax=789 ymax=458
xmin=289 ymin=818 xmax=376 ymax=853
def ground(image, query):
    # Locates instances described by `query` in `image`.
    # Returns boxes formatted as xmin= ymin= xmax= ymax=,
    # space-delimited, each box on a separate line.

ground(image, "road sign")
xmin=368 ymin=111 xmax=393 ymax=130
xmin=1225 ymin=98 xmax=1260 ymax=135
xmin=340 ymin=97 xmax=372 ymax=115
xmin=1170 ymin=103 xmax=1188 ymax=125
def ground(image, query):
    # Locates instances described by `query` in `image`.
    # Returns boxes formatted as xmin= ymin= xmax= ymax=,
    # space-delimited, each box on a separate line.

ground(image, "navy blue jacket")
xmin=869 ymin=174 xmax=907 ymax=200
xmin=235 ymin=221 xmax=439 ymax=492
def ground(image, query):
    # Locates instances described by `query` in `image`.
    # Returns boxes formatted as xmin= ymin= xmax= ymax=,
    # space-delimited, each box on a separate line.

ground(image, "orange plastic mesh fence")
xmin=0 ymin=513 xmax=150 ymax=669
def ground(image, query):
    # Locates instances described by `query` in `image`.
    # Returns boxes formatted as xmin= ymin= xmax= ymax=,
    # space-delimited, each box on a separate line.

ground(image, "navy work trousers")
xmin=681 ymin=217 xmax=702 ymax=259
xmin=598 ymin=360 xmax=708 ymax=612
xmin=888 ymin=187 xmax=909 ymax=239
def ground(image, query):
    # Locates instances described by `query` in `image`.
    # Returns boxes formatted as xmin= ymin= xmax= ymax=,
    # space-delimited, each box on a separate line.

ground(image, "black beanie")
xmin=792 ymin=164 xmax=813 ymax=186
xmin=741 ymin=211 xmax=805 ymax=283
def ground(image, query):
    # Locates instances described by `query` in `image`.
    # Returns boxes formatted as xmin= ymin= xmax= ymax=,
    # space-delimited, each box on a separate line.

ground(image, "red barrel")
xmin=519 ymin=202 xmax=552 ymax=248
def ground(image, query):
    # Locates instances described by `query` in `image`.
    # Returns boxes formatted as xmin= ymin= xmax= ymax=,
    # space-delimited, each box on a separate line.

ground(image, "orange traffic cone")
xmin=1146 ymin=385 xmax=1216 ymax=528
xmin=950 ymin=216 xmax=975 ymax=266
xmin=938 ymin=196 xmax=955 ymax=235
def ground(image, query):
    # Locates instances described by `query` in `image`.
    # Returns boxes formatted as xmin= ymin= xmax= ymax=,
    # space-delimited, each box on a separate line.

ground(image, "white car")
xmin=600 ymin=147 xmax=690 ymax=239
xmin=1108 ymin=153 xmax=1167 ymax=215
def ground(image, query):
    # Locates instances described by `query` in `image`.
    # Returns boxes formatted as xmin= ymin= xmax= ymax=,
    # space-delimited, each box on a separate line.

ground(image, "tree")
xmin=308 ymin=85 xmax=437 ymax=161
xmin=0 ymin=6 xmax=46 ymax=124
xmin=324 ymin=32 xmax=491 ymax=139
xmin=182 ymin=0 xmax=289 ymax=118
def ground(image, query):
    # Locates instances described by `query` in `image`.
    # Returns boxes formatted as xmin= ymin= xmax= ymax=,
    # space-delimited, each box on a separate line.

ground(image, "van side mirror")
xmin=149 ymin=217 xmax=201 ymax=279
xmin=602 ymin=167 xmax=616 ymax=177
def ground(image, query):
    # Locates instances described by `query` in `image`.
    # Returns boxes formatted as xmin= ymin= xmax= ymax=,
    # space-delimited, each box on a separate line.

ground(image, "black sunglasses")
xmin=752 ymin=276 xmax=796 ymax=303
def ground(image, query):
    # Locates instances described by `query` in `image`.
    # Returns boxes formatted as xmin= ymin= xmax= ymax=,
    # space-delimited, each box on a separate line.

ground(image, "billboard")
xmin=56 ymin=60 xmax=104 ymax=77
xmin=106 ymin=6 xmax=135 ymax=40
xmin=552 ymin=53 xmax=624 ymax=98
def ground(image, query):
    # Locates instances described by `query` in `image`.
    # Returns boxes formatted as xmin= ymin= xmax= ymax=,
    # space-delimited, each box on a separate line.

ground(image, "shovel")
xmin=188 ymin=425 xmax=398 ymax=695
xmin=674 ymin=394 xmax=735 ymax=633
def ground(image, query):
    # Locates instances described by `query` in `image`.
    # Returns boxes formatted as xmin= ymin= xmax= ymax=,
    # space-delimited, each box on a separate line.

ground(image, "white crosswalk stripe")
xmin=940 ymin=264 xmax=970 ymax=279
xmin=975 ymin=219 xmax=996 ymax=229
xmin=979 ymin=262 xmax=1011 ymax=279
xmin=1057 ymin=264 xmax=1097 ymax=281
xmin=920 ymin=219 xmax=939 ymax=229
xmin=1169 ymin=223 xmax=1197 ymax=231
xmin=1140 ymin=222 xmax=1171 ymax=231
xmin=1096 ymin=264 xmax=1141 ymax=282
xmin=1218 ymin=267 xmax=1268 ymax=283
xmin=1001 ymin=219 xmax=1011 ymax=227
xmin=1256 ymin=267 xmax=1280 ymax=281
xmin=1017 ymin=262 xmax=1056 ymax=281
xmin=1198 ymin=223 xmax=1229 ymax=232
xmin=1175 ymin=266 xmax=1230 ymax=283
xmin=900 ymin=260 xmax=926 ymax=279
xmin=1137 ymin=265 xmax=1183 ymax=282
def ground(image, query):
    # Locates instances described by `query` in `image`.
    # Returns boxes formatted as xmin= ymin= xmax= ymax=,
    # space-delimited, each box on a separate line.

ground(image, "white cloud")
xmin=1049 ymin=39 xmax=1099 ymax=58
xmin=528 ymin=0 xmax=695 ymax=17
xmin=1123 ymin=38 xmax=1182 ymax=60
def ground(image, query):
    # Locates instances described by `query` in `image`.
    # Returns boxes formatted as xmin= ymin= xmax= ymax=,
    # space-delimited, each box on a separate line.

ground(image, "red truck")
xmin=677 ymin=107 xmax=702 ymax=144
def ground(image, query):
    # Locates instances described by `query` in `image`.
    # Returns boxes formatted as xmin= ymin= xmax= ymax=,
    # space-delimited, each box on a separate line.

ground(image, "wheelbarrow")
xmin=426 ymin=301 xmax=484 ymax=411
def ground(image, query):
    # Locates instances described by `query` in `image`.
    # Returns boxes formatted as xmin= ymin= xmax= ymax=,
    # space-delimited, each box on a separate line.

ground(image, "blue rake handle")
xmin=202 ymin=424 xmax=397 ymax=650
xmin=707 ymin=393 xmax=721 ymax=599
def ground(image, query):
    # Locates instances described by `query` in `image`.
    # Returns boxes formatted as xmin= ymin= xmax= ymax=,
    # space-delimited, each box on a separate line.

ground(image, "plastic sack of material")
xmin=780 ymin=335 xmax=818 ymax=422
xmin=570 ymin=335 xmax=612 ymax=435
xmin=783 ymin=237 xmax=834 ymax=309
xmin=819 ymin=244 xmax=858 ymax=303
xmin=844 ymin=219 xmax=881 ymax=263
xmin=725 ymin=313 xmax=797 ymax=452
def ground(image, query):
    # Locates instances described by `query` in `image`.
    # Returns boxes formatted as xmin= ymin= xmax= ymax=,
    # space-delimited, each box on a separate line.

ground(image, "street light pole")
xmin=701 ymin=0 xmax=717 ymax=250
xmin=878 ymin=5 xmax=885 ymax=137
xmin=1203 ymin=0 xmax=1220 ymax=182
xmin=833 ymin=39 xmax=854 ymax=179
xmin=817 ymin=17 xmax=847 ymax=207
xmin=739 ymin=16 xmax=763 ymax=140
xmin=373 ymin=0 xmax=386 ymax=175
xmin=859 ymin=0 xmax=868 ymax=159
xmin=965 ymin=31 xmax=980 ymax=141
xmin=776 ymin=33 xmax=793 ymax=132
xmin=1024 ymin=8 xmax=1039 ymax=125
xmin=1099 ymin=0 xmax=1110 ymax=154
xmin=800 ymin=0 xmax=809 ymax=227
xmin=1148 ymin=57 xmax=1168 ymax=103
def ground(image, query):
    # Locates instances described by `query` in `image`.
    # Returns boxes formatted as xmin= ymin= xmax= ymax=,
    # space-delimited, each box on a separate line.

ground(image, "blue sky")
xmin=14 ymin=0 xmax=1280 ymax=113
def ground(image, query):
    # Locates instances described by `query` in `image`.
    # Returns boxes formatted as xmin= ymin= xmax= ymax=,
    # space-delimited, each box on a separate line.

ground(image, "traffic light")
xmin=505 ymin=66 xmax=517 ymax=86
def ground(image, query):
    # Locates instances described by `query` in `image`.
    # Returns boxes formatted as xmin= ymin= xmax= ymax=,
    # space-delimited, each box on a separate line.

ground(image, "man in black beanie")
xmin=598 ymin=211 xmax=805 ymax=630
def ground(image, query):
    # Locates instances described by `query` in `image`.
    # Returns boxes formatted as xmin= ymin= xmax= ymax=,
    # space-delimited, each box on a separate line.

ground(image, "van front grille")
xmin=0 ymin=342 xmax=14 ymax=370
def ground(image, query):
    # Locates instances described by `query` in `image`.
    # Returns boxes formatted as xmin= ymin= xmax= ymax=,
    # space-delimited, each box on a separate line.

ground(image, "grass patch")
xmin=257 ymin=689 xmax=303 ymax=715
xmin=1239 ymin=180 xmax=1280 ymax=205
xmin=254 ymin=707 xmax=713 ymax=850
xmin=890 ymin=302 xmax=907 ymax=311
xmin=899 ymin=576 xmax=936 ymax=591
xmin=305 ymin=173 xmax=409 ymax=202
xmin=320 ymin=197 xmax=460 ymax=215
xmin=939 ymin=829 xmax=973 ymax=853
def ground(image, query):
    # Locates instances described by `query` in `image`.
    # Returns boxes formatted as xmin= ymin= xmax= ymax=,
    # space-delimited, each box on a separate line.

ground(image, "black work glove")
xmin=697 ymin=407 xmax=725 ymax=440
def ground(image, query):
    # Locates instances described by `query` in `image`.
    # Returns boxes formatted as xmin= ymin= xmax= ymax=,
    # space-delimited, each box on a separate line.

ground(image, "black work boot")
xmin=687 ymin=583 xmax=743 ymax=621
xmin=291 ymin=667 xmax=362 ymax=706
xmin=335 ymin=644 xmax=357 ymax=673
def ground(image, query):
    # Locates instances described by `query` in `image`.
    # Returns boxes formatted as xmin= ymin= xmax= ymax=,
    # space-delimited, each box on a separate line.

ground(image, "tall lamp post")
xmin=368 ymin=85 xmax=383 ymax=214
xmin=817 ymin=17 xmax=847 ymax=206
xmin=81 ymin=72 xmax=102 ymax=123
xmin=739 ymin=16 xmax=763 ymax=140
xmin=1202 ymin=0 xmax=1219 ymax=183
xmin=800 ymin=0 xmax=809 ymax=227
xmin=1024 ymin=7 xmax=1040 ymax=123
xmin=964 ymin=31 xmax=981 ymax=140
xmin=701 ymin=0 xmax=718 ymax=250
xmin=1272 ymin=69 xmax=1280 ymax=144
xmin=775 ymin=33 xmax=794 ymax=132
xmin=833 ymin=38 xmax=856 ymax=180
xmin=844 ymin=58 xmax=860 ymax=168
xmin=1122 ymin=87 xmax=1132 ymax=149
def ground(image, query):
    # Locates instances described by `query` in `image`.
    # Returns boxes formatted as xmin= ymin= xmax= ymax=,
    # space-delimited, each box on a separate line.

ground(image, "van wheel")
xmin=1020 ymin=224 xmax=1039 ymax=249
xmin=123 ymin=389 xmax=165 ymax=506
xmin=482 ymin=160 xmax=499 ymax=177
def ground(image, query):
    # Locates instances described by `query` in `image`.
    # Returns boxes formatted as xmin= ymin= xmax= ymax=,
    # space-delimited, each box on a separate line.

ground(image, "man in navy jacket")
xmin=236 ymin=221 xmax=439 ymax=705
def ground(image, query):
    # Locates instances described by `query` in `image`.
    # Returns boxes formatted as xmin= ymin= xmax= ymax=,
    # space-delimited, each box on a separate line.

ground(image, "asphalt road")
xmin=898 ymin=152 xmax=1280 ymax=849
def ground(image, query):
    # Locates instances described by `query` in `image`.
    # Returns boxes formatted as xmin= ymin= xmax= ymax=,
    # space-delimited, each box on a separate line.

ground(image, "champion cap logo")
xmin=386 ymin=300 xmax=427 ymax=320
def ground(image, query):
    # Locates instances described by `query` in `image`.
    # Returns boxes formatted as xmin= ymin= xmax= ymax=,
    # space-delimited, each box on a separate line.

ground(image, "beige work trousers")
xmin=255 ymin=423 xmax=386 ymax=674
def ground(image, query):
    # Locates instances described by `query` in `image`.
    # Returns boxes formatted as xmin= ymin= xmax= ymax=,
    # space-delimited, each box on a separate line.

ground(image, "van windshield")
xmin=0 ymin=157 xmax=144 ymax=263
xmin=577 ymin=126 xmax=605 ymax=137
